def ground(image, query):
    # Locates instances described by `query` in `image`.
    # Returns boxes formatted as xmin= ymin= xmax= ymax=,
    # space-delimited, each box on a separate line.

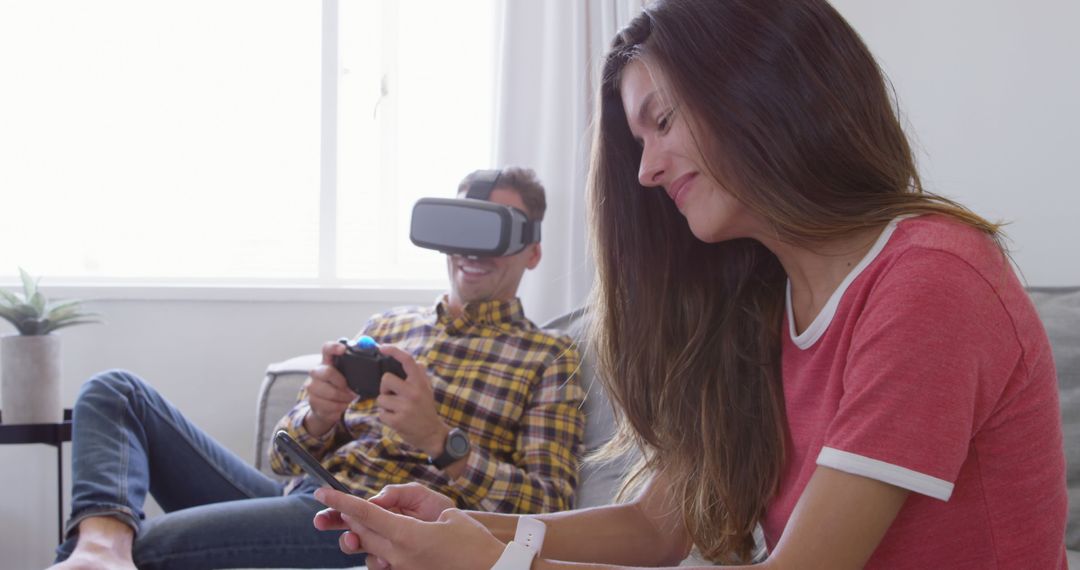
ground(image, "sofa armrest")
xmin=253 ymin=353 xmax=321 ymax=476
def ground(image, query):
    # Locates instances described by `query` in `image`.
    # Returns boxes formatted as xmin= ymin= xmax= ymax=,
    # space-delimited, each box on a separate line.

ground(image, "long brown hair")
xmin=587 ymin=0 xmax=1002 ymax=563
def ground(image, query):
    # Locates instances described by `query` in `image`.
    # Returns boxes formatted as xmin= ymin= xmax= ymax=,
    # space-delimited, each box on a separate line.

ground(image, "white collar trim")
xmin=786 ymin=217 xmax=904 ymax=350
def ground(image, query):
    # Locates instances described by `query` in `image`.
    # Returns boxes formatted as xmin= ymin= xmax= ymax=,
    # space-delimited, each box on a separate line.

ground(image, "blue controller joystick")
xmin=333 ymin=335 xmax=406 ymax=399
xmin=354 ymin=336 xmax=378 ymax=350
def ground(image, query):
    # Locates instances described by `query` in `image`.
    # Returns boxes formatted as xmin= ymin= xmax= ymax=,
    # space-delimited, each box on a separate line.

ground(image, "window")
xmin=336 ymin=0 xmax=496 ymax=285
xmin=0 ymin=0 xmax=496 ymax=289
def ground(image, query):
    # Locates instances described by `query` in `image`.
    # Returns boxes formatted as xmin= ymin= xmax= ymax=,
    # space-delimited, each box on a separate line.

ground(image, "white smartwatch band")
xmin=490 ymin=542 xmax=535 ymax=570
xmin=491 ymin=517 xmax=546 ymax=570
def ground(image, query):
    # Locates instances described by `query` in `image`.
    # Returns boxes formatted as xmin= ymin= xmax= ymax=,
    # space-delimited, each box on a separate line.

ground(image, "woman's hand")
xmin=313 ymin=483 xmax=456 ymax=567
xmin=313 ymin=488 xmax=504 ymax=570
xmin=370 ymin=482 xmax=455 ymax=521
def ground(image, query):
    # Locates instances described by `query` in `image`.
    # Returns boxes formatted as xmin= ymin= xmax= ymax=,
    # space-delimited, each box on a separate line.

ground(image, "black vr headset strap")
xmin=523 ymin=219 xmax=540 ymax=245
xmin=464 ymin=169 xmax=501 ymax=201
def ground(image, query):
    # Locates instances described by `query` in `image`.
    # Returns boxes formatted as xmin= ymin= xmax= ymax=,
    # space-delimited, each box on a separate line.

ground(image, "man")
xmin=50 ymin=167 xmax=585 ymax=570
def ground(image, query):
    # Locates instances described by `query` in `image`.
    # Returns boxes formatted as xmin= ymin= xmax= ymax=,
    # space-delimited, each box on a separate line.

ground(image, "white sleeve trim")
xmin=817 ymin=447 xmax=954 ymax=501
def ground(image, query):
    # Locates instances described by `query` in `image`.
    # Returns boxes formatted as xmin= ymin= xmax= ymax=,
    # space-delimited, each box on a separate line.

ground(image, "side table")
xmin=0 ymin=409 xmax=72 ymax=544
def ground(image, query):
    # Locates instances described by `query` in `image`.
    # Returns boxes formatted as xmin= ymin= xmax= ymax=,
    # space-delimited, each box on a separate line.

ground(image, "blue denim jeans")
xmin=54 ymin=369 xmax=366 ymax=569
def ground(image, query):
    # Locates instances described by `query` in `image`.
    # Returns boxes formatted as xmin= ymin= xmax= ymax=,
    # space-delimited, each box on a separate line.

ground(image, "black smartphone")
xmin=273 ymin=430 xmax=352 ymax=494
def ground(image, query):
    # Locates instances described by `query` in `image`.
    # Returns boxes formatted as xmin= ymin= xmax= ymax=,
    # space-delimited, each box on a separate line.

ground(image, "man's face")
xmin=446 ymin=187 xmax=542 ymax=309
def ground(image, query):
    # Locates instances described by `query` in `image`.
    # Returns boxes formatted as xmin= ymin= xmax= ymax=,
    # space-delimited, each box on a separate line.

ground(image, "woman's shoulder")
xmin=867 ymin=214 xmax=1046 ymax=353
xmin=877 ymin=214 xmax=1009 ymax=285
xmin=891 ymin=214 xmax=1000 ymax=257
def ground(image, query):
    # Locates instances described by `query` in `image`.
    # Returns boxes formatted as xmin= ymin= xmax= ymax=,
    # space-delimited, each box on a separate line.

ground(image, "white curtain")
xmin=491 ymin=0 xmax=644 ymax=325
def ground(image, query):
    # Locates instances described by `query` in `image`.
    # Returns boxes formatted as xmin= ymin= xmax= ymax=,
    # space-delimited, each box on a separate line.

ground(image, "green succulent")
xmin=0 ymin=268 xmax=102 ymax=335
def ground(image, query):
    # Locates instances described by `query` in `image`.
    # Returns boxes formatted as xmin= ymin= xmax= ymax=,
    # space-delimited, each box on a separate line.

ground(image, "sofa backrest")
xmin=254 ymin=354 xmax=320 ymax=479
xmin=1028 ymin=287 xmax=1080 ymax=550
xmin=541 ymin=309 xmax=638 ymax=509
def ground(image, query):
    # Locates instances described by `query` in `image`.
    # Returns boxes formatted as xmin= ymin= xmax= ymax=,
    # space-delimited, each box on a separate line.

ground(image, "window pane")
xmin=0 ymin=1 xmax=321 ymax=280
xmin=337 ymin=0 xmax=496 ymax=285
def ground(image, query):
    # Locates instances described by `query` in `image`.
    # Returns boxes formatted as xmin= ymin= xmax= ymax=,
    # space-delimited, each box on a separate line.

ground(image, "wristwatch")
xmin=491 ymin=517 xmax=546 ymax=570
xmin=429 ymin=427 xmax=471 ymax=469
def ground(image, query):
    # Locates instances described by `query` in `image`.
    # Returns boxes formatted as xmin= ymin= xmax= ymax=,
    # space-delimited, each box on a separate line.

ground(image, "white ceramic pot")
xmin=0 ymin=334 xmax=62 ymax=424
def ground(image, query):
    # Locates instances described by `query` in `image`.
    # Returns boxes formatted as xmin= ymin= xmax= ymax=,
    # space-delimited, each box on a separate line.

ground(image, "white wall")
xmin=832 ymin=0 xmax=1080 ymax=285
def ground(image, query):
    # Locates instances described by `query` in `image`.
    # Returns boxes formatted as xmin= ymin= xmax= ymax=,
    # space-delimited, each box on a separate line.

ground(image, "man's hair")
xmin=457 ymin=167 xmax=547 ymax=222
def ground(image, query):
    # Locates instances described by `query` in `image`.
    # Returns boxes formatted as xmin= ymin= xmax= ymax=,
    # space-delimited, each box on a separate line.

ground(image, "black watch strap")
xmin=430 ymin=428 xmax=471 ymax=469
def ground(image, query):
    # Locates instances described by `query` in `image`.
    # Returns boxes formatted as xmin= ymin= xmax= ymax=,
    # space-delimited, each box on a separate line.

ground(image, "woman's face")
xmin=619 ymin=59 xmax=764 ymax=243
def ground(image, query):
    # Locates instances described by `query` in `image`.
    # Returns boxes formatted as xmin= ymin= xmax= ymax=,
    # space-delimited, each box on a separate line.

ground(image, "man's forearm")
xmin=270 ymin=403 xmax=340 ymax=474
xmin=302 ymin=408 xmax=338 ymax=439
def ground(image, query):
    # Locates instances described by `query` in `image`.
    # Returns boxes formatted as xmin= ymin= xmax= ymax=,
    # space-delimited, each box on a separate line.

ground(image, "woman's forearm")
xmin=469 ymin=502 xmax=689 ymax=567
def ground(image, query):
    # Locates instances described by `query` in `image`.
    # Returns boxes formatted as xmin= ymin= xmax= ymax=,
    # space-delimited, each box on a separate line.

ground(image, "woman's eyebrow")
xmin=636 ymin=91 xmax=658 ymax=125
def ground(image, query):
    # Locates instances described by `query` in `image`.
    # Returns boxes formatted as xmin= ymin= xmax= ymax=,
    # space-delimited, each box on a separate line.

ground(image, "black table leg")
xmin=56 ymin=442 xmax=64 ymax=544
xmin=0 ymin=409 xmax=74 ymax=546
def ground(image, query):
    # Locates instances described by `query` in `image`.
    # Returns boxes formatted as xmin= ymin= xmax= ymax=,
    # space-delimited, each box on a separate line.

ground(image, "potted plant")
xmin=0 ymin=268 xmax=101 ymax=424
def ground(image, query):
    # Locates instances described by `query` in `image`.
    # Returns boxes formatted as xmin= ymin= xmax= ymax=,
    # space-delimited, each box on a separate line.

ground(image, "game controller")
xmin=333 ymin=335 xmax=406 ymax=400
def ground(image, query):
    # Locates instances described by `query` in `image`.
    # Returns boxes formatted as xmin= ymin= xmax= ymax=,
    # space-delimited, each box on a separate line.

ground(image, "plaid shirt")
xmin=270 ymin=295 xmax=585 ymax=514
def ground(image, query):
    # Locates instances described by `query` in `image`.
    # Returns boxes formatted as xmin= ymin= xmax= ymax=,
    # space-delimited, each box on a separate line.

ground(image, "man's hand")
xmin=375 ymin=345 xmax=452 ymax=457
xmin=303 ymin=341 xmax=357 ymax=437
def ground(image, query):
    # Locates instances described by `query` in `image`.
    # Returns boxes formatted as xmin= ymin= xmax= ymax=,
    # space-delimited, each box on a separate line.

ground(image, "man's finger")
xmin=321 ymin=341 xmax=346 ymax=366
xmin=314 ymin=488 xmax=408 ymax=540
xmin=307 ymin=381 xmax=355 ymax=406
xmin=379 ymin=345 xmax=423 ymax=380
xmin=379 ymin=373 xmax=408 ymax=396
xmin=311 ymin=365 xmax=351 ymax=392
xmin=376 ymin=394 xmax=403 ymax=413
xmin=307 ymin=375 xmax=354 ymax=398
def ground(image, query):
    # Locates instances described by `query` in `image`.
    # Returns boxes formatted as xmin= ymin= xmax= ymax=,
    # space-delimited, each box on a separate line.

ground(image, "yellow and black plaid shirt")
xmin=270 ymin=295 xmax=585 ymax=514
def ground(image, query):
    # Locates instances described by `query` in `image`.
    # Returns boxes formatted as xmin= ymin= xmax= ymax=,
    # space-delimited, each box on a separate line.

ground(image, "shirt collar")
xmin=434 ymin=294 xmax=528 ymax=331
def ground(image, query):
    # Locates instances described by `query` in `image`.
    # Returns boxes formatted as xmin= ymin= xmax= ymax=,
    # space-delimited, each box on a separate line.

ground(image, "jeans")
xmin=54 ymin=369 xmax=366 ymax=569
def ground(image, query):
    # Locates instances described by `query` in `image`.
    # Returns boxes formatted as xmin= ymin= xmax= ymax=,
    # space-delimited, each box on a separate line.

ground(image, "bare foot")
xmin=46 ymin=542 xmax=137 ymax=570
xmin=46 ymin=516 xmax=136 ymax=570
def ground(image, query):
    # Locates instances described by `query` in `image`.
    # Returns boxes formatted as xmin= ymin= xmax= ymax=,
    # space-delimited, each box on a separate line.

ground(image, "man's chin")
xmin=460 ymin=295 xmax=494 ymax=306
xmin=453 ymin=285 xmax=493 ymax=306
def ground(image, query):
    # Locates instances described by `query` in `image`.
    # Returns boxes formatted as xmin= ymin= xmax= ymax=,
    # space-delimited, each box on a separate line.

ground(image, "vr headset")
xmin=409 ymin=169 xmax=542 ymax=258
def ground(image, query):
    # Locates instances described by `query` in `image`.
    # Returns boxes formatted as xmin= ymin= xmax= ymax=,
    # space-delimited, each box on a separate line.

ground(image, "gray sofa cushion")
xmin=1028 ymin=287 xmax=1080 ymax=550
xmin=542 ymin=309 xmax=638 ymax=509
xmin=253 ymin=354 xmax=320 ymax=479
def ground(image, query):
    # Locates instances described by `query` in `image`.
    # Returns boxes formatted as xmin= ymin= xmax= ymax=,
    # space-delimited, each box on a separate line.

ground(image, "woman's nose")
xmin=637 ymin=142 xmax=666 ymax=188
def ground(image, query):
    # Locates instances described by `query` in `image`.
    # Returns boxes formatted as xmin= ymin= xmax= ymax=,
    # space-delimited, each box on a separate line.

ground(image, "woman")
xmin=312 ymin=0 xmax=1067 ymax=568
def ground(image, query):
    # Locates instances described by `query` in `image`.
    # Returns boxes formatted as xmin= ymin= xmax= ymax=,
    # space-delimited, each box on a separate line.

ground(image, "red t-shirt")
xmin=763 ymin=215 xmax=1067 ymax=568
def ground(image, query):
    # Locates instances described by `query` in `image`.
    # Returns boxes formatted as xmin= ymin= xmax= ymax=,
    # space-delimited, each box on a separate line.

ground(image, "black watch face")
xmin=447 ymin=431 xmax=470 ymax=457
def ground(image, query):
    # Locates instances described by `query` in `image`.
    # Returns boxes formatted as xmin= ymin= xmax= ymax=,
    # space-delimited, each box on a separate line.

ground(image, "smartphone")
xmin=273 ymin=430 xmax=352 ymax=494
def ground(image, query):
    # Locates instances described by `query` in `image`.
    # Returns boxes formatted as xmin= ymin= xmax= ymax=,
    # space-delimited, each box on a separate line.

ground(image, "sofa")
xmin=253 ymin=287 xmax=1080 ymax=567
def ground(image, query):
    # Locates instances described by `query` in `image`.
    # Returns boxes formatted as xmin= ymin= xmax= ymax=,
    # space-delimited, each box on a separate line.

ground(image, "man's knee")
xmin=77 ymin=369 xmax=150 ymax=407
